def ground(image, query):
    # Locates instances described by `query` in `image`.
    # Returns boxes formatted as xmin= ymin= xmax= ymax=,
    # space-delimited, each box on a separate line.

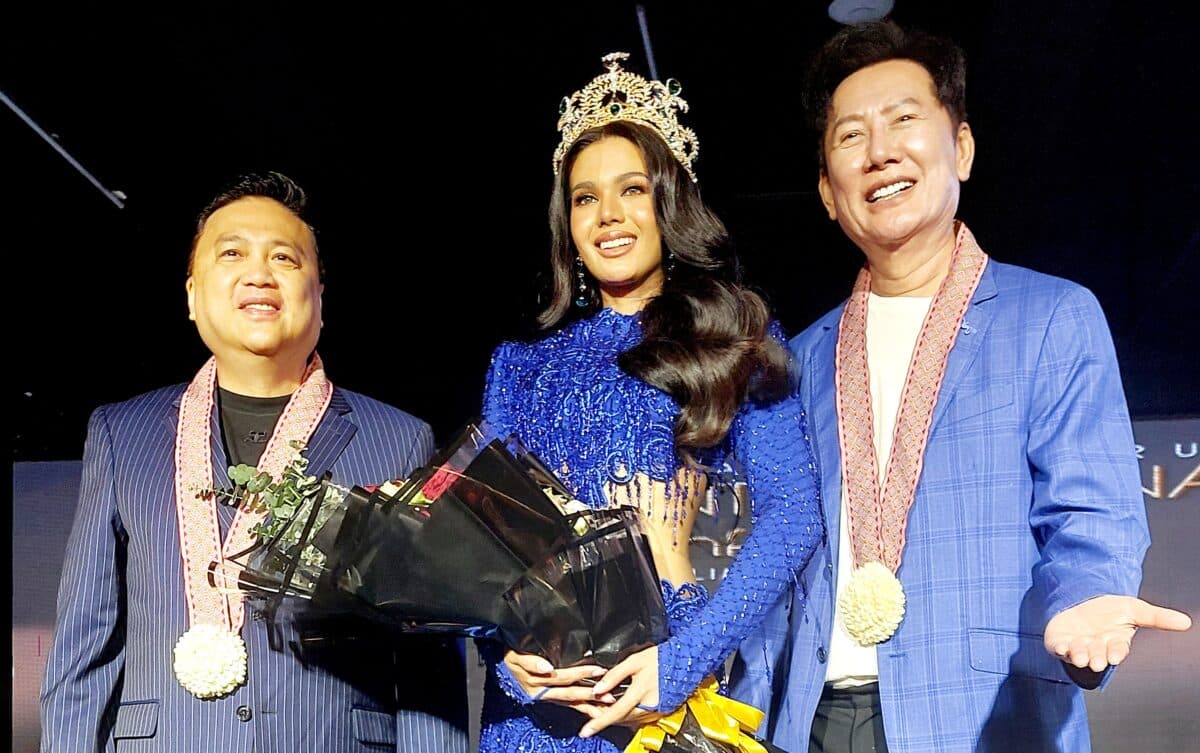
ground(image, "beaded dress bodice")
xmin=477 ymin=308 xmax=823 ymax=752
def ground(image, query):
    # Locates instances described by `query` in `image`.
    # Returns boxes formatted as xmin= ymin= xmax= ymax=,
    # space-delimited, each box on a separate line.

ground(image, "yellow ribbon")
xmin=623 ymin=675 xmax=767 ymax=753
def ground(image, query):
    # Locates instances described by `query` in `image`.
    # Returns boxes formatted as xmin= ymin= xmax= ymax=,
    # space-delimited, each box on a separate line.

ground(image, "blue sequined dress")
xmin=477 ymin=307 xmax=823 ymax=752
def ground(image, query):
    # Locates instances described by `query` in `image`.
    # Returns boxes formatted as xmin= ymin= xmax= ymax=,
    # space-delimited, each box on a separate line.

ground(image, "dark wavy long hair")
xmin=541 ymin=121 xmax=789 ymax=449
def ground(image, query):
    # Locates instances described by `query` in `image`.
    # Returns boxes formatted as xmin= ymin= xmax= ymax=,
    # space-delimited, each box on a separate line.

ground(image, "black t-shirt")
xmin=217 ymin=388 xmax=291 ymax=468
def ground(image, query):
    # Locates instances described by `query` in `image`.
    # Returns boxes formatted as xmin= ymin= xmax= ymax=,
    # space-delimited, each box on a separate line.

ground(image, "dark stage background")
xmin=6 ymin=1 xmax=1198 ymax=459
xmin=7 ymin=1 xmax=1199 ymax=752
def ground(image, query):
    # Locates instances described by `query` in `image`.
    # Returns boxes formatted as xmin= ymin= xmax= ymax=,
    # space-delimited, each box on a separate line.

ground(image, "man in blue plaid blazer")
xmin=39 ymin=172 xmax=468 ymax=753
xmin=731 ymin=21 xmax=1191 ymax=753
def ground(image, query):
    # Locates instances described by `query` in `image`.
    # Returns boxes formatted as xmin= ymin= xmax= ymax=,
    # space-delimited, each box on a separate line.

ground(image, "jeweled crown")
xmin=553 ymin=52 xmax=699 ymax=182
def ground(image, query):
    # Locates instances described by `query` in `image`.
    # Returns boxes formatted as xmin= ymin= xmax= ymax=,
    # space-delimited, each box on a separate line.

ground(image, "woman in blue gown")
xmin=476 ymin=52 xmax=824 ymax=752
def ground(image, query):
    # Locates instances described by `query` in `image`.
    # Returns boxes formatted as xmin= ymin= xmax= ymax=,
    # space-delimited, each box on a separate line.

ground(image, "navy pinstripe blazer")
xmin=39 ymin=383 xmax=469 ymax=753
xmin=732 ymin=261 xmax=1149 ymax=753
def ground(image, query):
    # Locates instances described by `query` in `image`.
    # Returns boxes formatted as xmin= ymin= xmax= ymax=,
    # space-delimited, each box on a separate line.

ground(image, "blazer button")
xmin=236 ymin=705 xmax=253 ymax=722
xmin=816 ymin=646 xmax=828 ymax=663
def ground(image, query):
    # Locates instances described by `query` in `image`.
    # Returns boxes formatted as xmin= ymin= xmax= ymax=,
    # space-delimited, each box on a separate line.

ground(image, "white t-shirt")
xmin=826 ymin=293 xmax=933 ymax=688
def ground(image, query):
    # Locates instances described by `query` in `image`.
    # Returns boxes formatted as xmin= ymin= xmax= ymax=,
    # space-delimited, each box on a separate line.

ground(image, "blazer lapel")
xmin=804 ymin=319 xmax=844 ymax=561
xmin=928 ymin=261 xmax=999 ymax=432
xmin=301 ymin=388 xmax=357 ymax=483
xmin=166 ymin=385 xmax=233 ymax=489
xmin=167 ymin=387 xmax=236 ymax=536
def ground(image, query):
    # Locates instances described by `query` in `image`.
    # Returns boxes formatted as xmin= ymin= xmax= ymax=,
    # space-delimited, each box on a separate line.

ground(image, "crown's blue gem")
xmin=559 ymin=97 xmax=570 ymax=115
xmin=609 ymin=103 xmax=622 ymax=116
xmin=667 ymin=78 xmax=682 ymax=95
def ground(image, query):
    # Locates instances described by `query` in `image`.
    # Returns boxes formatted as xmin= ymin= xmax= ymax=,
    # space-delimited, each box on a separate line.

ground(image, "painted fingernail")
xmin=591 ymin=667 xmax=606 ymax=677
xmin=535 ymin=659 xmax=553 ymax=673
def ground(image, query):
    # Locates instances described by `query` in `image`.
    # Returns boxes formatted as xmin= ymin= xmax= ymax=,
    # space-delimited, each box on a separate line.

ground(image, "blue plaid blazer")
xmin=731 ymin=260 xmax=1149 ymax=753
xmin=39 ymin=383 xmax=469 ymax=753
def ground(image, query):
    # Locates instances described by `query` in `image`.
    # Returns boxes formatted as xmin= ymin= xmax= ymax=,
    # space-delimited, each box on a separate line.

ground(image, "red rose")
xmin=421 ymin=466 xmax=457 ymax=500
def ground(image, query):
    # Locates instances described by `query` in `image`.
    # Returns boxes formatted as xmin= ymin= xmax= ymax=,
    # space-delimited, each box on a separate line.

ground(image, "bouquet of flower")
xmin=215 ymin=422 xmax=668 ymax=669
xmin=211 ymin=423 xmax=785 ymax=753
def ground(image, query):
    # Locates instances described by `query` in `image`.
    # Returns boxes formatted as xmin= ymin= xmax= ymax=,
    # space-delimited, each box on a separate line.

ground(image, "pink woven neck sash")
xmin=173 ymin=354 xmax=333 ymax=633
xmin=835 ymin=224 xmax=987 ymax=573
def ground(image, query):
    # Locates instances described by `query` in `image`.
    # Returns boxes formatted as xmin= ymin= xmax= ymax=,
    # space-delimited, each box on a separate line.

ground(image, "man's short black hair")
xmin=188 ymin=171 xmax=323 ymax=280
xmin=804 ymin=20 xmax=967 ymax=169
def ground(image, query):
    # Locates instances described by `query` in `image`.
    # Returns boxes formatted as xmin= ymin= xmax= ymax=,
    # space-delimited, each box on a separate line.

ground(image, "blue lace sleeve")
xmin=662 ymin=580 xmax=710 ymax=635
xmin=654 ymin=395 xmax=823 ymax=712
xmin=480 ymin=343 xmax=540 ymax=705
xmin=476 ymin=639 xmax=538 ymax=706
xmin=482 ymin=342 xmax=517 ymax=438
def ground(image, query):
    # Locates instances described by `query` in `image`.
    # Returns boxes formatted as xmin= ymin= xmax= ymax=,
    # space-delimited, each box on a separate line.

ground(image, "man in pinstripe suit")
xmin=39 ymin=172 xmax=468 ymax=752
xmin=731 ymin=21 xmax=1191 ymax=753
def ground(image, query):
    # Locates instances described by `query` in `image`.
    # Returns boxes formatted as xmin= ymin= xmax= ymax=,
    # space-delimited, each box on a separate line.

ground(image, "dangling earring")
xmin=665 ymin=250 xmax=677 ymax=282
xmin=574 ymin=257 xmax=589 ymax=308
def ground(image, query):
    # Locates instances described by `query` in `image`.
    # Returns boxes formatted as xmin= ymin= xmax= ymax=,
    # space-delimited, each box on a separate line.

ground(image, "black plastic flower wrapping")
xmin=217 ymin=421 xmax=669 ymax=669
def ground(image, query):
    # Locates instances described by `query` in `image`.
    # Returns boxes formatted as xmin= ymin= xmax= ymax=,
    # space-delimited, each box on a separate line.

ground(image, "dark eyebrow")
xmin=830 ymin=97 xmax=922 ymax=132
xmin=570 ymin=171 xmax=650 ymax=193
xmin=882 ymin=97 xmax=921 ymax=115
xmin=214 ymin=232 xmax=300 ymax=251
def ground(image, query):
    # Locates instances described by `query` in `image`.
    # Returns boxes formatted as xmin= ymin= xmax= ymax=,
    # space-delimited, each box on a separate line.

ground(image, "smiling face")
xmin=186 ymin=196 xmax=323 ymax=390
xmin=818 ymin=59 xmax=975 ymax=295
xmin=568 ymin=135 xmax=665 ymax=313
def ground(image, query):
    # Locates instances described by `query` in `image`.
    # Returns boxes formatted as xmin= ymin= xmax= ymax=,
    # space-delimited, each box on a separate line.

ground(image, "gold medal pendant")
xmin=173 ymin=623 xmax=248 ymax=699
xmin=838 ymin=561 xmax=906 ymax=646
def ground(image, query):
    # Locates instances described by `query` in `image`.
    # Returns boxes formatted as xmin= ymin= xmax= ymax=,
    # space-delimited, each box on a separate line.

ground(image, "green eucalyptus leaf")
xmin=247 ymin=472 xmax=272 ymax=494
xmin=229 ymin=464 xmax=257 ymax=486
xmin=244 ymin=442 xmax=333 ymax=547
